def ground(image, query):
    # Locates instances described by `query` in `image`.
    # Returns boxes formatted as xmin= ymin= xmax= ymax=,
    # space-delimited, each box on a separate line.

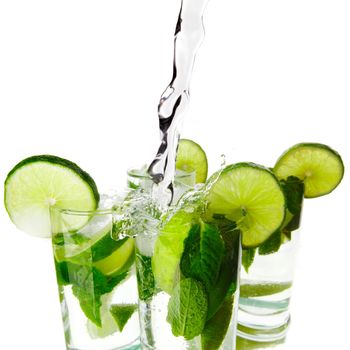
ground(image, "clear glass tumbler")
xmin=133 ymin=183 xmax=242 ymax=350
xmin=238 ymin=191 xmax=303 ymax=342
xmin=50 ymin=194 xmax=139 ymax=350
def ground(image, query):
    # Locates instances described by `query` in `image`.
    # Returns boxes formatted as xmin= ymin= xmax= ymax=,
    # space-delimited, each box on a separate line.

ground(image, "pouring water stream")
xmin=148 ymin=0 xmax=210 ymax=207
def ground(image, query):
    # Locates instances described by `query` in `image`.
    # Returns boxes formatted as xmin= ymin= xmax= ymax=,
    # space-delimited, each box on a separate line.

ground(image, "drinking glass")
xmin=133 ymin=180 xmax=242 ymax=350
xmin=238 ymin=197 xmax=303 ymax=342
xmin=50 ymin=194 xmax=139 ymax=350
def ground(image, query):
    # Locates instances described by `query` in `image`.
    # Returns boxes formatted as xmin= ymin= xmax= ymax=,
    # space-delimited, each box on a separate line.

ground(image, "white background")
xmin=0 ymin=1 xmax=349 ymax=349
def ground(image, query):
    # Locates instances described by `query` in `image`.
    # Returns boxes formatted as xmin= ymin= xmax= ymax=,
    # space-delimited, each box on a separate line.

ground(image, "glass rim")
xmin=127 ymin=165 xmax=195 ymax=180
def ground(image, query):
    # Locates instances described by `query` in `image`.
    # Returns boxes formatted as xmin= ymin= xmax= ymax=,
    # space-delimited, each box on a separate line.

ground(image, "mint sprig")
xmin=167 ymin=278 xmax=208 ymax=340
xmin=180 ymin=221 xmax=225 ymax=291
xmin=55 ymin=260 xmax=127 ymax=326
xmin=206 ymin=220 xmax=240 ymax=320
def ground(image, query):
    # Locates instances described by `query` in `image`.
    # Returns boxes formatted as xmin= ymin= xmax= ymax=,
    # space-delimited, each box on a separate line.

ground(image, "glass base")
xmin=67 ymin=337 xmax=140 ymax=350
xmin=237 ymin=307 xmax=290 ymax=342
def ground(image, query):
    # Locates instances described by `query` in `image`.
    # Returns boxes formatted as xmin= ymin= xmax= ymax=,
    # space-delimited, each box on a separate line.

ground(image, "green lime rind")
xmin=274 ymin=143 xmax=344 ymax=198
xmin=110 ymin=304 xmax=138 ymax=332
xmin=4 ymin=154 xmax=99 ymax=237
xmin=206 ymin=162 xmax=286 ymax=248
xmin=176 ymin=139 xmax=208 ymax=183
xmin=93 ymin=238 xmax=135 ymax=276
xmin=5 ymin=154 xmax=99 ymax=203
xmin=240 ymin=281 xmax=292 ymax=298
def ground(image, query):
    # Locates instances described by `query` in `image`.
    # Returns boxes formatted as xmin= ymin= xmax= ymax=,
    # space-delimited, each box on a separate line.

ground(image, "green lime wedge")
xmin=240 ymin=281 xmax=292 ymax=298
xmin=4 ymin=155 xmax=99 ymax=238
xmin=94 ymin=238 xmax=135 ymax=276
xmin=206 ymin=163 xmax=286 ymax=248
xmin=110 ymin=304 xmax=138 ymax=332
xmin=176 ymin=139 xmax=208 ymax=183
xmin=274 ymin=143 xmax=344 ymax=198
xmin=152 ymin=210 xmax=195 ymax=294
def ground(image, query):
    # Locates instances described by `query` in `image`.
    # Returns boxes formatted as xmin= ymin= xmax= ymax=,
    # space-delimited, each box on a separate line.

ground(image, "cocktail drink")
xmin=50 ymin=196 xmax=139 ymax=350
xmin=237 ymin=143 xmax=344 ymax=342
xmin=135 ymin=187 xmax=241 ymax=350
xmin=4 ymin=155 xmax=141 ymax=350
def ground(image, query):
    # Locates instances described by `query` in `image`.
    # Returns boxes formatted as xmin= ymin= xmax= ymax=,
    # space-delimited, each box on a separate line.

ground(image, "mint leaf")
xmin=55 ymin=260 xmax=127 ymax=326
xmin=206 ymin=223 xmax=240 ymax=320
xmin=110 ymin=304 xmax=137 ymax=332
xmin=258 ymin=229 xmax=282 ymax=255
xmin=104 ymin=271 xmax=129 ymax=294
xmin=241 ymin=248 xmax=256 ymax=273
xmin=281 ymin=176 xmax=304 ymax=215
xmin=54 ymin=259 xmax=70 ymax=286
xmin=201 ymin=297 xmax=234 ymax=350
xmin=180 ymin=221 xmax=225 ymax=291
xmin=281 ymin=176 xmax=304 ymax=231
xmin=72 ymin=285 xmax=102 ymax=326
xmin=127 ymin=180 xmax=140 ymax=190
xmin=136 ymin=253 xmax=155 ymax=301
xmin=167 ymin=278 xmax=208 ymax=340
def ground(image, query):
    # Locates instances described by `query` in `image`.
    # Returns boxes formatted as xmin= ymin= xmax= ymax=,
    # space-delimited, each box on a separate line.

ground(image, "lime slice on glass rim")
xmin=206 ymin=163 xmax=286 ymax=248
xmin=176 ymin=139 xmax=208 ymax=183
xmin=274 ymin=143 xmax=344 ymax=198
xmin=4 ymin=155 xmax=99 ymax=238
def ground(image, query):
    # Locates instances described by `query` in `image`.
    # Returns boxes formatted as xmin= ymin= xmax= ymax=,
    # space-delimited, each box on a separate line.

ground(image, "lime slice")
xmin=274 ymin=143 xmax=344 ymax=198
xmin=94 ymin=238 xmax=135 ymax=276
xmin=152 ymin=210 xmax=195 ymax=294
xmin=240 ymin=281 xmax=292 ymax=298
xmin=176 ymin=139 xmax=208 ymax=183
xmin=4 ymin=155 xmax=99 ymax=238
xmin=206 ymin=163 xmax=286 ymax=248
xmin=88 ymin=302 xmax=137 ymax=338
xmin=110 ymin=304 xmax=138 ymax=332
xmin=54 ymin=225 xmax=135 ymax=276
